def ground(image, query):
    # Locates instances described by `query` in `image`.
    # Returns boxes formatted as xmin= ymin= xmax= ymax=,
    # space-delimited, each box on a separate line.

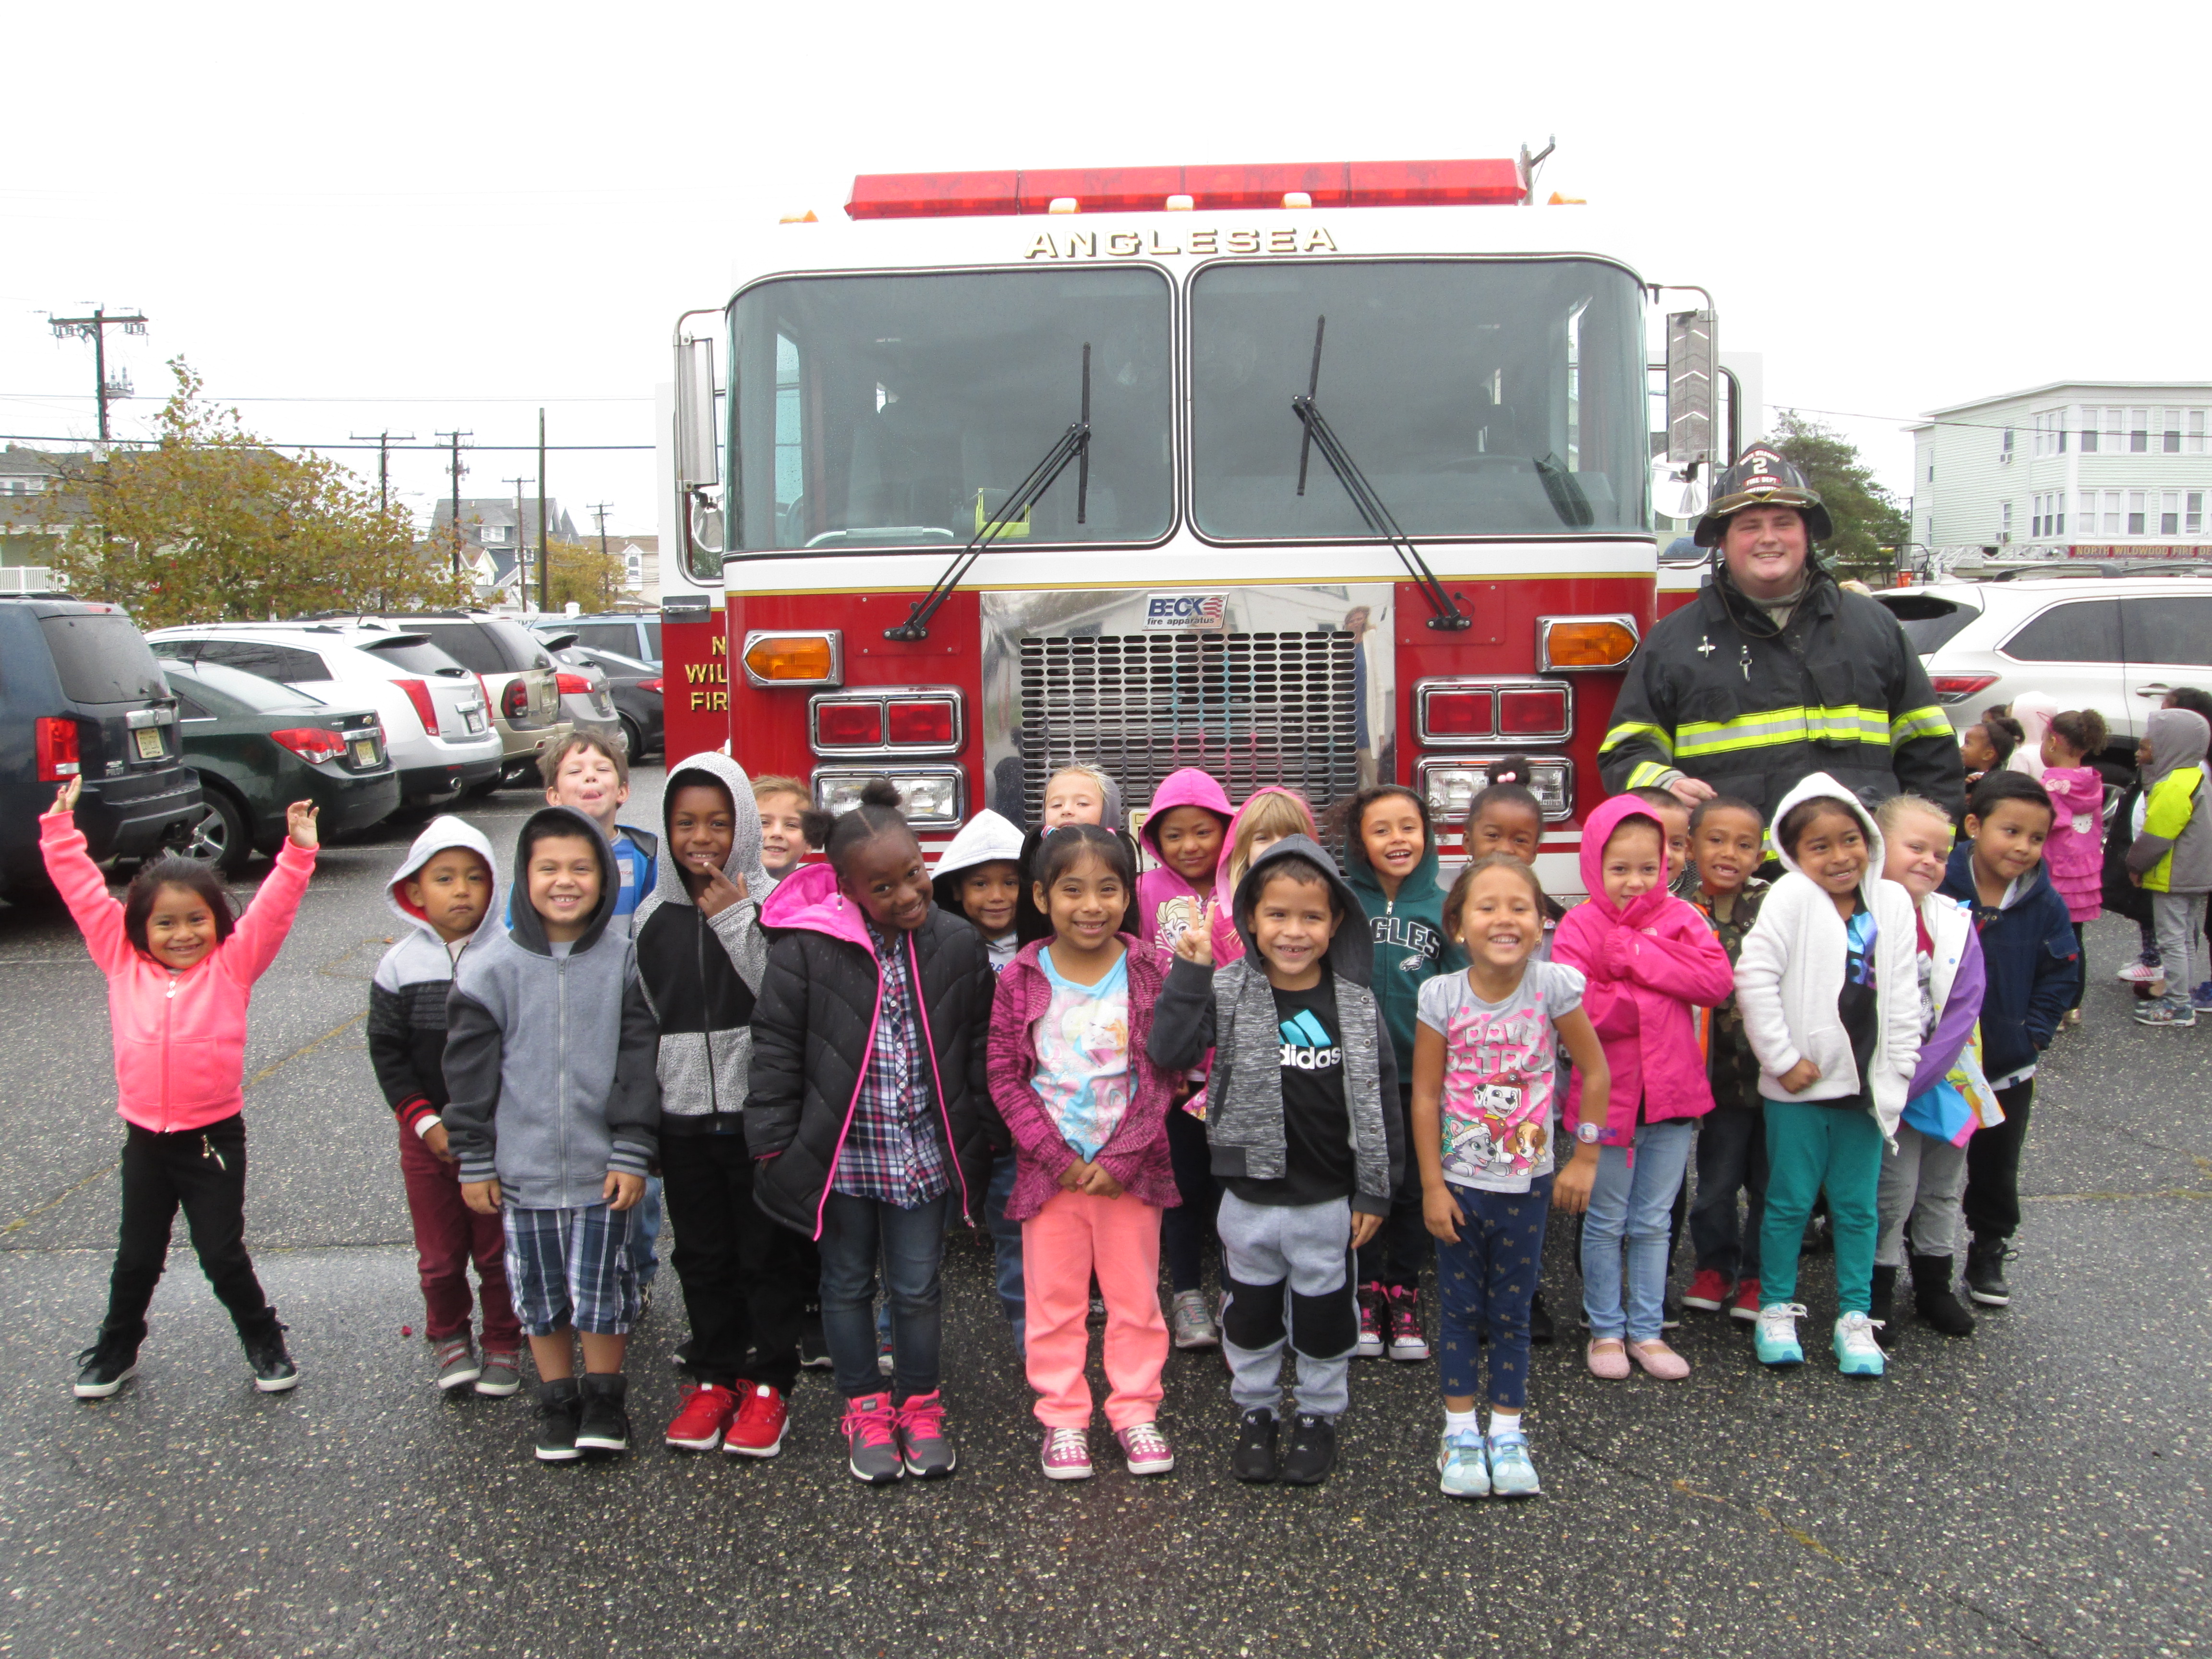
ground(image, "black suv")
xmin=0 ymin=599 xmax=202 ymax=901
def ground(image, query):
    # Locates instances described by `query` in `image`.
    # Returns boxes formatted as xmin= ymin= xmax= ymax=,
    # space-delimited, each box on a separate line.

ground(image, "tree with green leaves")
xmin=542 ymin=537 xmax=631 ymax=614
xmin=53 ymin=361 xmax=469 ymax=627
xmin=1767 ymin=410 xmax=1911 ymax=584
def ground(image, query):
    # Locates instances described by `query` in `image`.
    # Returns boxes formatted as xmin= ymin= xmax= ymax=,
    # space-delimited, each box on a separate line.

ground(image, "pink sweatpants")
xmin=1022 ymin=1187 xmax=1168 ymax=1431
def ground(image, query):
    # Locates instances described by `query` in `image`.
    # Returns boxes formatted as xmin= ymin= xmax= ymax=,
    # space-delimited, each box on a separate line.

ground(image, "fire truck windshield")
xmin=727 ymin=266 xmax=1173 ymax=556
xmin=1190 ymin=258 xmax=1647 ymax=541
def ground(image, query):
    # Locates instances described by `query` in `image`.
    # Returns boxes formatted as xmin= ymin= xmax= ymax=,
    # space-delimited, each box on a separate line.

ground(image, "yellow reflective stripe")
xmin=1674 ymin=705 xmax=1894 ymax=758
xmin=1599 ymin=721 xmax=1674 ymax=760
xmin=1625 ymin=761 xmax=1676 ymax=790
xmin=1891 ymin=704 xmax=1953 ymax=744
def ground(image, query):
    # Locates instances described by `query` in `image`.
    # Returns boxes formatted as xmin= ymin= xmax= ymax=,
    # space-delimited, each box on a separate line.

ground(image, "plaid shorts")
xmin=502 ymin=1202 xmax=639 ymax=1337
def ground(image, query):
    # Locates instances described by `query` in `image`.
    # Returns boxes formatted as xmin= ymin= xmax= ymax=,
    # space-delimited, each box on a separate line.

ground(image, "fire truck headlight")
xmin=812 ymin=766 xmax=964 ymax=827
xmin=1417 ymin=758 xmax=1575 ymax=823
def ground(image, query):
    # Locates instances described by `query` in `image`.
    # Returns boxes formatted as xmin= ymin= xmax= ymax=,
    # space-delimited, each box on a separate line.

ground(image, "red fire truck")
xmin=655 ymin=157 xmax=1743 ymax=897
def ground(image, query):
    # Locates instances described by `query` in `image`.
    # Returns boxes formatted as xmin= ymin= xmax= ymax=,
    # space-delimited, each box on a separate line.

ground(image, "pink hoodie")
xmin=1134 ymin=767 xmax=1232 ymax=954
xmin=1554 ymin=795 xmax=1733 ymax=1142
xmin=42 ymin=809 xmax=315 ymax=1134
xmin=2038 ymin=763 xmax=2105 ymax=922
xmin=1209 ymin=786 xmax=1320 ymax=964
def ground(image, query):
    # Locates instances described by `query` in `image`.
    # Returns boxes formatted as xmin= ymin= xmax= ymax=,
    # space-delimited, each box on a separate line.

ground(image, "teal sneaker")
xmin=1437 ymin=1426 xmax=1490 ymax=1498
xmin=1754 ymin=1302 xmax=1807 ymax=1367
xmin=1486 ymin=1429 xmax=1541 ymax=1498
xmin=1833 ymin=1311 xmax=1887 ymax=1377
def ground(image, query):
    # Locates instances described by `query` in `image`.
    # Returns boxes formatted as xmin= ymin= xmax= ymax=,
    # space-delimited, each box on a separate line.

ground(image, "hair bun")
xmin=858 ymin=777 xmax=903 ymax=809
xmin=1488 ymin=753 xmax=1535 ymax=786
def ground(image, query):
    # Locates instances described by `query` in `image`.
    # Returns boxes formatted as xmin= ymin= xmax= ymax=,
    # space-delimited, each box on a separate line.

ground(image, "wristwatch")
xmin=1575 ymin=1121 xmax=1601 ymax=1145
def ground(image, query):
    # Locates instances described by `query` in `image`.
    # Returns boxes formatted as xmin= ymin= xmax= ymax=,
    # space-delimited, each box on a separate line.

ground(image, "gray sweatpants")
xmin=1216 ymin=1190 xmax=1358 ymax=1420
xmin=1875 ymin=1123 xmax=1968 ymax=1266
xmin=2153 ymin=892 xmax=2208 ymax=1014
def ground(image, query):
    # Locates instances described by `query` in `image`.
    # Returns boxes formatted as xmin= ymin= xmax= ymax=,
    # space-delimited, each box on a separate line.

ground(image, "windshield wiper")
xmin=884 ymin=343 xmax=1092 ymax=642
xmin=1291 ymin=316 xmax=1470 ymax=631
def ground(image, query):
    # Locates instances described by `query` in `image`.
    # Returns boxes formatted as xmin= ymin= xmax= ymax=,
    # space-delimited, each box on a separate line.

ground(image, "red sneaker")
xmin=723 ymin=1382 xmax=789 ymax=1459
xmin=664 ymin=1382 xmax=736 ymax=1451
xmin=1730 ymin=1279 xmax=1763 ymax=1322
xmin=1682 ymin=1268 xmax=1731 ymax=1312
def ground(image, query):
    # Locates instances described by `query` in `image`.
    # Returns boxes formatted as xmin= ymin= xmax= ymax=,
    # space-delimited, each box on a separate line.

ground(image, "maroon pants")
xmin=398 ymin=1125 xmax=521 ymax=1347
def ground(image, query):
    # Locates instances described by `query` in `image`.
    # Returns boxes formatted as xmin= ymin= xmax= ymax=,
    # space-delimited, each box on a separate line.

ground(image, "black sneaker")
xmin=575 ymin=1373 xmax=631 ymax=1454
xmin=243 ymin=1322 xmax=299 ymax=1393
xmin=72 ymin=1328 xmax=140 ymax=1399
xmin=1964 ymin=1238 xmax=2013 ymax=1307
xmin=1661 ymin=1292 xmax=1683 ymax=1332
xmin=1528 ymin=1291 xmax=1555 ymax=1347
xmin=1232 ymin=1407 xmax=1278 ymax=1482
xmin=799 ymin=1306 xmax=833 ymax=1370
xmin=535 ymin=1377 xmax=583 ymax=1462
xmin=1278 ymin=1413 xmax=1337 ymax=1486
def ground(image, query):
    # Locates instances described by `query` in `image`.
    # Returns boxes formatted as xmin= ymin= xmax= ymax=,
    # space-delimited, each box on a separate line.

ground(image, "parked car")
xmin=0 ymin=599 xmax=202 ymax=902
xmin=1875 ymin=571 xmax=2212 ymax=760
xmin=371 ymin=613 xmax=567 ymax=788
xmin=145 ymin=623 xmax=500 ymax=806
xmin=541 ymin=632 xmax=663 ymax=762
xmin=543 ymin=645 xmax=629 ymax=760
xmin=160 ymin=659 xmax=400 ymax=875
xmin=532 ymin=612 xmax=661 ymax=670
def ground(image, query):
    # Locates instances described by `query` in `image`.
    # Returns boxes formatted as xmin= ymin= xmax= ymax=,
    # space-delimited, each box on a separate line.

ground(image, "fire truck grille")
xmin=1018 ymin=632 xmax=1361 ymax=819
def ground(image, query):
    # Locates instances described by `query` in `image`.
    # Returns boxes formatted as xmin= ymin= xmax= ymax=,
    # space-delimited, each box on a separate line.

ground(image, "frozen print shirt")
xmin=1416 ymin=960 xmax=1586 ymax=1194
xmin=1030 ymin=947 xmax=1133 ymax=1161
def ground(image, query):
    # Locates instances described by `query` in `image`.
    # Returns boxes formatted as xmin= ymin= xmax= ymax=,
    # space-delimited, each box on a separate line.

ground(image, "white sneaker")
xmin=1833 ymin=1311 xmax=1886 ymax=1377
xmin=1170 ymin=1289 xmax=1218 ymax=1350
xmin=2117 ymin=960 xmax=2163 ymax=983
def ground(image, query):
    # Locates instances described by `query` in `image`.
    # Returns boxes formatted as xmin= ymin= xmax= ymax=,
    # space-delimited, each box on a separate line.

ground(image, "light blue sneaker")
xmin=1833 ymin=1311 xmax=1887 ymax=1377
xmin=1754 ymin=1302 xmax=1807 ymax=1366
xmin=1436 ymin=1426 xmax=1490 ymax=1498
xmin=1486 ymin=1429 xmax=1541 ymax=1498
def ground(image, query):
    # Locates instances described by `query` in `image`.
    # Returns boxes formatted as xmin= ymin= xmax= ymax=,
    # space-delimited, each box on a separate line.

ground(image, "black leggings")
xmin=105 ymin=1114 xmax=275 ymax=1342
xmin=1162 ymin=1106 xmax=1220 ymax=1294
xmin=2070 ymin=922 xmax=2088 ymax=1011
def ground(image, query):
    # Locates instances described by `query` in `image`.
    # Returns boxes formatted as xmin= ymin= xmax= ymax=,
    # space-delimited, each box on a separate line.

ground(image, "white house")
xmin=1907 ymin=384 xmax=2212 ymax=570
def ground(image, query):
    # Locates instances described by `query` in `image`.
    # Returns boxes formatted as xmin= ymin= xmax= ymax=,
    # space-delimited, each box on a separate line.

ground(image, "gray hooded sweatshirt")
xmin=444 ymin=804 xmax=662 ymax=1207
xmin=1147 ymin=834 xmax=1403 ymax=1215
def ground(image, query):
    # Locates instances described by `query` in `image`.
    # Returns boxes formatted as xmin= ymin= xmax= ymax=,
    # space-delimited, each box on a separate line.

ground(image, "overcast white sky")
xmin=6 ymin=0 xmax=2207 ymax=540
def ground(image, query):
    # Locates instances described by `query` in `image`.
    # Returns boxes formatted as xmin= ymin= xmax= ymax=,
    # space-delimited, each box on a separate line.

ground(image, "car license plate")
xmin=133 ymin=727 xmax=164 ymax=760
xmin=352 ymin=739 xmax=379 ymax=767
xmin=463 ymin=709 xmax=484 ymax=732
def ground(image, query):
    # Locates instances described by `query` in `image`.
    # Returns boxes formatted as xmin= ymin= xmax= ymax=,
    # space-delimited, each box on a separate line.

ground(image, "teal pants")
xmin=1758 ymin=1100 xmax=1884 ymax=1315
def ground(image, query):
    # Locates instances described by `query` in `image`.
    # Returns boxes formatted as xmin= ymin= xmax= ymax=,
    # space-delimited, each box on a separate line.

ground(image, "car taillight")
xmin=502 ymin=678 xmax=528 ymax=720
xmin=886 ymin=697 xmax=957 ymax=746
xmin=815 ymin=701 xmax=885 ymax=748
xmin=638 ymin=678 xmax=662 ymax=694
xmin=1929 ymin=674 xmax=1999 ymax=704
xmin=36 ymin=717 xmax=80 ymax=781
xmin=555 ymin=672 xmax=592 ymax=696
xmin=395 ymin=678 xmax=441 ymax=736
xmin=1422 ymin=690 xmax=1494 ymax=739
xmin=269 ymin=727 xmax=347 ymax=765
xmin=1499 ymin=687 xmax=1570 ymax=736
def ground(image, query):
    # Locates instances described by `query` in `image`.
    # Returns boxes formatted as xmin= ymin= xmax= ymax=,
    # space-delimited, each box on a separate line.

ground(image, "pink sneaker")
xmin=1040 ymin=1425 xmax=1093 ymax=1480
xmin=1627 ymin=1339 xmax=1691 ymax=1380
xmin=1586 ymin=1338 xmax=1631 ymax=1380
xmin=1116 ymin=1420 xmax=1175 ymax=1476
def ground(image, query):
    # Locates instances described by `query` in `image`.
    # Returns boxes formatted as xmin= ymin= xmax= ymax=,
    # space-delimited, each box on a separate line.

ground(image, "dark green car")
xmin=162 ymin=660 xmax=402 ymax=874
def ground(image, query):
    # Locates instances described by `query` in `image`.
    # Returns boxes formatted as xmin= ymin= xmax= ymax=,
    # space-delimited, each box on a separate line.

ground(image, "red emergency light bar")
xmin=845 ymin=159 xmax=1525 ymax=220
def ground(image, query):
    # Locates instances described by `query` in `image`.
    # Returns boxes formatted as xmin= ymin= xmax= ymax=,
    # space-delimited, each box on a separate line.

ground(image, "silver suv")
xmin=366 ymin=613 xmax=567 ymax=786
xmin=1876 ymin=568 xmax=2212 ymax=756
xmin=146 ymin=622 xmax=500 ymax=805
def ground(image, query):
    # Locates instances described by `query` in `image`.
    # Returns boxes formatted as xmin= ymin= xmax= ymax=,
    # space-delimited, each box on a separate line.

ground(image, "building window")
xmin=2079 ymin=408 xmax=2097 ymax=453
xmin=2000 ymin=427 xmax=2014 ymax=464
xmin=2033 ymin=409 xmax=2068 ymax=456
xmin=2188 ymin=492 xmax=2204 ymax=535
xmin=2103 ymin=490 xmax=2124 ymax=535
xmin=2164 ymin=409 xmax=2184 ymax=454
xmin=2162 ymin=491 xmax=2180 ymax=536
xmin=2129 ymin=408 xmax=2149 ymax=452
xmin=2000 ymin=501 xmax=2013 ymax=541
xmin=2128 ymin=490 xmax=2147 ymax=535
xmin=2191 ymin=411 xmax=2208 ymax=456
xmin=2105 ymin=408 xmax=2126 ymax=451
xmin=1925 ymin=455 xmax=1935 ymax=482
xmin=481 ymin=524 xmax=508 ymax=545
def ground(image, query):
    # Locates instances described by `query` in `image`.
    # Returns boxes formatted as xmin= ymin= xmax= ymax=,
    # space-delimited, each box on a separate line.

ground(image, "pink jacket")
xmin=1134 ymin=766 xmax=1232 ymax=954
xmin=1554 ymin=795 xmax=1733 ymax=1142
xmin=43 ymin=810 xmax=315 ymax=1133
xmin=986 ymin=934 xmax=1181 ymax=1221
xmin=1209 ymin=786 xmax=1319 ymax=964
xmin=2039 ymin=764 xmax=2105 ymax=922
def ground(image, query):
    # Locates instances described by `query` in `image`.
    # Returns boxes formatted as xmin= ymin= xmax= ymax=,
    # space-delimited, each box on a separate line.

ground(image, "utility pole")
xmin=436 ymin=430 xmax=472 ymax=582
xmin=349 ymin=430 xmax=415 ymax=513
xmin=589 ymin=501 xmax=613 ymax=560
xmin=537 ymin=409 xmax=550 ymax=614
xmin=503 ymin=473 xmax=531 ymax=607
xmin=48 ymin=306 xmax=148 ymax=442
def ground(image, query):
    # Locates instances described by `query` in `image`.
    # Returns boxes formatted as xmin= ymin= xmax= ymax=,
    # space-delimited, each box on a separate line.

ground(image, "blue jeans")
xmin=983 ymin=1152 xmax=1026 ymax=1353
xmin=1580 ymin=1120 xmax=1694 ymax=1342
xmin=1688 ymin=1109 xmax=1767 ymax=1282
xmin=626 ymin=1175 xmax=662 ymax=1286
xmin=818 ymin=1190 xmax=950 ymax=1401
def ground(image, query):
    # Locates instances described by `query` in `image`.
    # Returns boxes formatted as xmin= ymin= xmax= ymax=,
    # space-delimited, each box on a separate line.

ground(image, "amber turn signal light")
xmin=1537 ymin=616 xmax=1639 ymax=671
xmin=741 ymin=631 xmax=843 ymax=686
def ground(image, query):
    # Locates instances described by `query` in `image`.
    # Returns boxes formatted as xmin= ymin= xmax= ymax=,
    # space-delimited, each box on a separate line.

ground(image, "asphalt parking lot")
xmin=0 ymin=768 xmax=2205 ymax=1659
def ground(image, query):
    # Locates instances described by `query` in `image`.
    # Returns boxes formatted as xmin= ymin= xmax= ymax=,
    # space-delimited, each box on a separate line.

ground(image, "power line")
xmin=0 ymin=432 xmax=649 ymax=451
xmin=45 ymin=306 xmax=147 ymax=441
xmin=349 ymin=430 xmax=414 ymax=512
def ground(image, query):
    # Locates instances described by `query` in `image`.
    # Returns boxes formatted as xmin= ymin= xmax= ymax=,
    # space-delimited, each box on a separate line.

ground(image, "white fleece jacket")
xmin=1735 ymin=773 xmax=1923 ymax=1142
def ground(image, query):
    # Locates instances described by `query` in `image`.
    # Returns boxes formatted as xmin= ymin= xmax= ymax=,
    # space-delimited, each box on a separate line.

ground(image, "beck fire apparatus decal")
xmin=1143 ymin=592 xmax=1228 ymax=631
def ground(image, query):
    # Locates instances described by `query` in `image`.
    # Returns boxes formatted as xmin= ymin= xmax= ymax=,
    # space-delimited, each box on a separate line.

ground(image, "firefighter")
xmin=1599 ymin=446 xmax=1963 ymax=819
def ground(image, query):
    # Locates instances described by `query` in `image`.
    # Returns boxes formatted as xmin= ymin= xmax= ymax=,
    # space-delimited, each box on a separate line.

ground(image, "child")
xmin=50 ymin=780 xmax=317 ymax=1399
xmin=1133 ymin=767 xmax=1235 ymax=1351
xmin=1342 ymin=783 xmax=1463 ymax=1364
xmin=2039 ymin=709 xmax=2109 ymax=1022
xmin=747 ymin=778 xmax=995 ymax=1485
xmin=633 ymin=753 xmax=810 ymax=1458
xmin=2124 ymin=707 xmax=2210 ymax=1031
xmin=752 ymin=774 xmax=811 ymax=885
xmin=1151 ymin=836 xmax=1402 ymax=1488
xmin=2005 ymin=693 xmax=2058 ymax=781
xmin=1207 ymin=786 xmax=1320 ymax=965
xmin=1960 ymin=713 xmax=2023 ymax=808
xmin=1680 ymin=795 xmax=1773 ymax=1323
xmin=931 ymin=806 xmax=1031 ymax=1348
xmin=1553 ymin=796 xmax=1732 ymax=1382
xmin=1736 ymin=775 xmax=1921 ymax=1376
xmin=1414 ymin=853 xmax=1608 ymax=1499
xmin=447 ymin=806 xmax=662 ymax=1462
xmin=1626 ymin=785 xmax=1697 ymax=898
xmin=989 ymin=824 xmax=1180 ymax=1480
xmin=1015 ymin=763 xmax=1136 ymax=945
xmin=1941 ymin=771 xmax=2078 ymax=1307
xmin=537 ymin=731 xmax=664 ymax=1304
xmin=368 ymin=817 xmax=521 ymax=1397
xmin=1870 ymin=795 xmax=1986 ymax=1341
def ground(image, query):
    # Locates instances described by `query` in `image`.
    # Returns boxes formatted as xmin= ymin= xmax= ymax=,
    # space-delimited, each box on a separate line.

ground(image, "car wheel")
xmin=177 ymin=787 xmax=252 ymax=877
xmin=620 ymin=717 xmax=643 ymax=761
